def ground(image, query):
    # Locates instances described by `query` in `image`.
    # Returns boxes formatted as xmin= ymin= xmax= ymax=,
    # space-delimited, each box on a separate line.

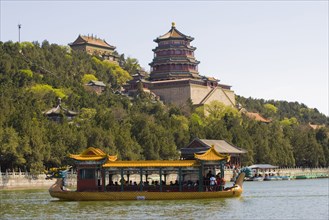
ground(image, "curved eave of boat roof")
xmin=103 ymin=160 xmax=198 ymax=168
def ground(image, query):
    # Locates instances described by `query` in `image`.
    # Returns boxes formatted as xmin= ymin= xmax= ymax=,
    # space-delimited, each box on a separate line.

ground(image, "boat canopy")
xmin=248 ymin=164 xmax=278 ymax=169
xmin=103 ymin=160 xmax=198 ymax=168
xmin=70 ymin=147 xmax=117 ymax=161
xmin=69 ymin=145 xmax=229 ymax=167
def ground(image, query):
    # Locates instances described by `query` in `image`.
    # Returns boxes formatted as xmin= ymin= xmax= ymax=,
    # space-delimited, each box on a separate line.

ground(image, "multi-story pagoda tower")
xmin=124 ymin=22 xmax=236 ymax=108
xmin=149 ymin=22 xmax=200 ymax=81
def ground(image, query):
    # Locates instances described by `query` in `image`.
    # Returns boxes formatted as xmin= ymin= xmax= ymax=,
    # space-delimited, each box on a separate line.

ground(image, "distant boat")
xmin=247 ymin=164 xmax=279 ymax=181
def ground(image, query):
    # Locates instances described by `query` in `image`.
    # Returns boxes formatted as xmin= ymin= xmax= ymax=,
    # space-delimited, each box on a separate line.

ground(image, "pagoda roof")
xmin=155 ymin=22 xmax=194 ymax=42
xmin=44 ymin=104 xmax=78 ymax=117
xmin=153 ymin=45 xmax=196 ymax=52
xmin=150 ymin=57 xmax=200 ymax=65
xmin=70 ymin=147 xmax=117 ymax=161
xmin=70 ymin=35 xmax=116 ymax=50
xmin=181 ymin=138 xmax=247 ymax=157
xmin=194 ymin=146 xmax=230 ymax=162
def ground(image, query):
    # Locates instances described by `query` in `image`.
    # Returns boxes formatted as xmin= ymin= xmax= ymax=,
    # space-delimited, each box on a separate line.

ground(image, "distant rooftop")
xmin=70 ymin=34 xmax=116 ymax=50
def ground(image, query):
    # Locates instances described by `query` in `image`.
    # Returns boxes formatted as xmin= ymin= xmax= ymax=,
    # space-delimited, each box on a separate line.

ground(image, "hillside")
xmin=0 ymin=41 xmax=328 ymax=173
xmin=236 ymin=96 xmax=328 ymax=125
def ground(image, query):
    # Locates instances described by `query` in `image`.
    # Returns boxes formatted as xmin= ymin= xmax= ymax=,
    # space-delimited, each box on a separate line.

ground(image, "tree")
xmin=315 ymin=128 xmax=329 ymax=166
xmin=123 ymin=57 xmax=141 ymax=75
xmin=0 ymin=127 xmax=25 ymax=169
xmin=81 ymin=74 xmax=98 ymax=84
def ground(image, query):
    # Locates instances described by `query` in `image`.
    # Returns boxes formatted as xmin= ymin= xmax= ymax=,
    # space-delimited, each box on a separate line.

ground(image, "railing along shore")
xmin=0 ymin=169 xmax=77 ymax=189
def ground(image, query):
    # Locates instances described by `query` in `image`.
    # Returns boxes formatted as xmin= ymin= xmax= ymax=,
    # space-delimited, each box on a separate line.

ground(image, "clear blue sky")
xmin=1 ymin=0 xmax=328 ymax=116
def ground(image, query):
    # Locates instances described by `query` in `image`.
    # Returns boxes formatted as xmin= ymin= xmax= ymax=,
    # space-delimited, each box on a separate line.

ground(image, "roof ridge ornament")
xmin=172 ymin=22 xmax=176 ymax=28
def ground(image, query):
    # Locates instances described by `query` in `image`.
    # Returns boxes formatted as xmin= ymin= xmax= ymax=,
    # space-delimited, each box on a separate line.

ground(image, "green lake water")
xmin=1 ymin=178 xmax=328 ymax=219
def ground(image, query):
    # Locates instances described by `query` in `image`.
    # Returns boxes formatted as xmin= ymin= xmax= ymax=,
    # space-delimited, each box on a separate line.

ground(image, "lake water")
xmin=1 ymin=179 xmax=328 ymax=220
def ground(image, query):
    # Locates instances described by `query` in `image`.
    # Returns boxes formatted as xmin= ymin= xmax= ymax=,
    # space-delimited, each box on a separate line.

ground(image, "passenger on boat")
xmin=216 ymin=174 xmax=226 ymax=189
xmin=210 ymin=175 xmax=216 ymax=191
xmin=206 ymin=170 xmax=213 ymax=179
xmin=232 ymin=168 xmax=238 ymax=181
xmin=205 ymin=171 xmax=213 ymax=186
xmin=120 ymin=178 xmax=126 ymax=185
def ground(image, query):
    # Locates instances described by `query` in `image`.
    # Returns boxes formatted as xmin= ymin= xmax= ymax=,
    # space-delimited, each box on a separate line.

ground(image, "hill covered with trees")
xmin=0 ymin=41 xmax=328 ymax=174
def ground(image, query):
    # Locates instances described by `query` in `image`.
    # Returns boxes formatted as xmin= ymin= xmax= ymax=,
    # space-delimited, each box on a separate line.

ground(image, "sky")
xmin=1 ymin=0 xmax=328 ymax=116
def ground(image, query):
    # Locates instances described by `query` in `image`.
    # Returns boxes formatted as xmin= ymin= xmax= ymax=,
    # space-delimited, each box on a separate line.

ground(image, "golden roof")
xmin=194 ymin=146 xmax=230 ymax=162
xmin=70 ymin=147 xmax=117 ymax=161
xmin=70 ymin=35 xmax=115 ymax=49
xmin=157 ymin=23 xmax=193 ymax=41
xmin=108 ymin=155 xmax=118 ymax=162
xmin=103 ymin=160 xmax=198 ymax=168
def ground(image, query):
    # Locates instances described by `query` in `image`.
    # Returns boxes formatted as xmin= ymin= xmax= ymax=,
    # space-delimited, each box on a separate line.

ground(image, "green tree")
xmin=123 ymin=57 xmax=141 ymax=75
xmin=81 ymin=74 xmax=98 ymax=84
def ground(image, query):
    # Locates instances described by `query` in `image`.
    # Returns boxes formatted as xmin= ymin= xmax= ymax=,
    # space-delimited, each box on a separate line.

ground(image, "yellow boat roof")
xmin=70 ymin=147 xmax=117 ymax=161
xmin=70 ymin=146 xmax=228 ymax=164
xmin=103 ymin=160 xmax=198 ymax=168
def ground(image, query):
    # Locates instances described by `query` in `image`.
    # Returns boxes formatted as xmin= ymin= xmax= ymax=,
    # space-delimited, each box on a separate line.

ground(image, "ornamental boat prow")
xmin=48 ymin=146 xmax=251 ymax=201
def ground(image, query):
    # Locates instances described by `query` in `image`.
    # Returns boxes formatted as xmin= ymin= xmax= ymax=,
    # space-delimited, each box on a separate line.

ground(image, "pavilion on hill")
xmin=44 ymin=98 xmax=78 ymax=122
xmin=84 ymin=80 xmax=106 ymax=94
xmin=69 ymin=34 xmax=119 ymax=62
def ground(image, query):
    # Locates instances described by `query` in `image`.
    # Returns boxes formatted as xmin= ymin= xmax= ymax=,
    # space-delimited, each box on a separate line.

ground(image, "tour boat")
xmin=245 ymin=164 xmax=281 ymax=181
xmin=48 ymin=147 xmax=250 ymax=201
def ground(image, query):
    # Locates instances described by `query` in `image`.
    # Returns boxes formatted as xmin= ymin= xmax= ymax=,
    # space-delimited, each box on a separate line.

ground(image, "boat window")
xmin=79 ymin=169 xmax=95 ymax=179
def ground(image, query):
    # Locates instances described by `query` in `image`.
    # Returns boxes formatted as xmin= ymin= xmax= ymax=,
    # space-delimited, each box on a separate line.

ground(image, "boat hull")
xmin=49 ymin=188 xmax=242 ymax=201
xmin=49 ymin=178 xmax=242 ymax=201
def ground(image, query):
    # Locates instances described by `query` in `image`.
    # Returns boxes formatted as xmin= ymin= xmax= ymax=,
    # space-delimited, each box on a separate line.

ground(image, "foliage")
xmin=19 ymin=69 xmax=33 ymax=78
xmin=81 ymin=74 xmax=98 ymax=84
xmin=91 ymin=57 xmax=131 ymax=87
xmin=30 ymin=84 xmax=66 ymax=99
xmin=122 ymin=56 xmax=142 ymax=75
xmin=0 ymin=40 xmax=328 ymax=174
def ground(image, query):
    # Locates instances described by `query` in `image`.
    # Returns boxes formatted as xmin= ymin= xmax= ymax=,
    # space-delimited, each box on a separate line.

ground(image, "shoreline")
xmin=1 ymin=167 xmax=328 ymax=191
xmin=2 ymin=178 xmax=328 ymax=191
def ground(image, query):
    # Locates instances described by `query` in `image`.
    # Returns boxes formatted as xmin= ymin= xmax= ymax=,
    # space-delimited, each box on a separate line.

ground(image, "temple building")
xmin=124 ymin=23 xmax=236 ymax=107
xmin=69 ymin=34 xmax=119 ymax=62
xmin=180 ymin=138 xmax=246 ymax=168
xmin=84 ymin=80 xmax=106 ymax=95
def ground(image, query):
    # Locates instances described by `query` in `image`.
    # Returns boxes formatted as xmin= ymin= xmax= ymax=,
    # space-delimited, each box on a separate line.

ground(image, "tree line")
xmin=0 ymin=41 xmax=328 ymax=174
